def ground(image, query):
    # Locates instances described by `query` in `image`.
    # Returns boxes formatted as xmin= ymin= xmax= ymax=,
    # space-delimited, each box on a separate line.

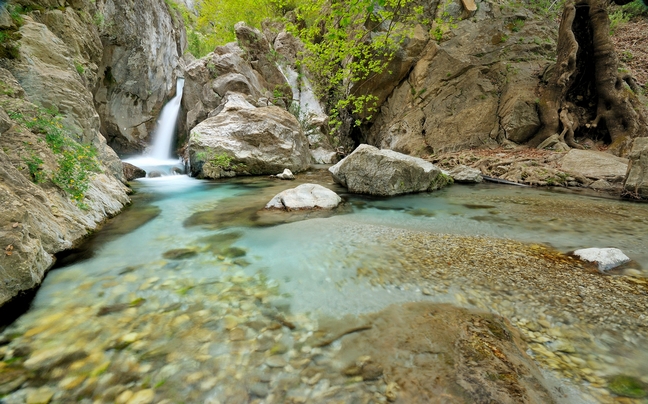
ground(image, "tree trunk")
xmin=529 ymin=0 xmax=648 ymax=156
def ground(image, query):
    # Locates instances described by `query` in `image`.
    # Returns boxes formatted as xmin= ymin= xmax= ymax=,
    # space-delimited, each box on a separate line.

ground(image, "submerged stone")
xmin=162 ymin=248 xmax=198 ymax=260
xmin=608 ymin=375 xmax=647 ymax=398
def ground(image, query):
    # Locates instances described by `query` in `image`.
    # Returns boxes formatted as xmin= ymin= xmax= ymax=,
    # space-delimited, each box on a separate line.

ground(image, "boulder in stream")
xmin=187 ymin=92 xmax=312 ymax=178
xmin=447 ymin=165 xmax=483 ymax=183
xmin=265 ymin=183 xmax=342 ymax=210
xmin=329 ymin=144 xmax=450 ymax=196
xmin=123 ymin=162 xmax=146 ymax=181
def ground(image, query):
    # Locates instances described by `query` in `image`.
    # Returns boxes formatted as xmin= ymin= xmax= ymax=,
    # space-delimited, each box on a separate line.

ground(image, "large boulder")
xmin=560 ymin=149 xmax=629 ymax=181
xmin=624 ymin=137 xmax=648 ymax=198
xmin=329 ymin=144 xmax=450 ymax=196
xmin=188 ymin=93 xmax=312 ymax=178
xmin=265 ymin=184 xmax=342 ymax=210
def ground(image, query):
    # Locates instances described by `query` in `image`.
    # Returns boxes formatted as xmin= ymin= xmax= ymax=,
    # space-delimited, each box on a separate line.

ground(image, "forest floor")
xmin=612 ymin=15 xmax=648 ymax=89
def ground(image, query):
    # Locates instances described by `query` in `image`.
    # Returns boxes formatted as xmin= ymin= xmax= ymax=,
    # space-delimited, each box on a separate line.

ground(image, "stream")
xmin=1 ymin=171 xmax=648 ymax=403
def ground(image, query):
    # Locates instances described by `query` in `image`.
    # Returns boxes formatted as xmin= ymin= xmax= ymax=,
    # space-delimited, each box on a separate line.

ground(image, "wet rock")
xmin=248 ymin=382 xmax=269 ymax=398
xmin=126 ymin=388 xmax=155 ymax=404
xmin=148 ymin=171 xmax=163 ymax=178
xmin=329 ymin=145 xmax=450 ymax=196
xmin=608 ymin=375 xmax=647 ymax=398
xmin=265 ymin=356 xmax=287 ymax=368
xmin=25 ymin=386 xmax=54 ymax=404
xmin=162 ymin=248 xmax=198 ymax=260
xmin=275 ymin=168 xmax=295 ymax=180
xmin=123 ymin=163 xmax=146 ymax=181
xmin=573 ymin=248 xmax=631 ymax=271
xmin=265 ymin=184 xmax=342 ymax=210
xmin=447 ymin=165 xmax=483 ymax=183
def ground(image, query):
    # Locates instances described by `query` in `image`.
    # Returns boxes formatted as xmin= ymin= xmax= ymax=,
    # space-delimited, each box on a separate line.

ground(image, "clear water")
xmin=2 ymin=174 xmax=648 ymax=403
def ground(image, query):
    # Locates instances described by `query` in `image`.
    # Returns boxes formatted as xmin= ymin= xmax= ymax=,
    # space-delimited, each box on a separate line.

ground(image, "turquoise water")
xmin=2 ymin=173 xmax=648 ymax=403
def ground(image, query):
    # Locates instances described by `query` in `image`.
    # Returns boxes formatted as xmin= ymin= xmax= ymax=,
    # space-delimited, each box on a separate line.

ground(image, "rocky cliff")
xmin=363 ymin=1 xmax=556 ymax=155
xmin=0 ymin=0 xmax=184 ymax=307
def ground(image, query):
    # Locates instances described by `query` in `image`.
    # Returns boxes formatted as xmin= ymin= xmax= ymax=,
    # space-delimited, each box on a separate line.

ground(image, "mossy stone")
xmin=608 ymin=375 xmax=647 ymax=398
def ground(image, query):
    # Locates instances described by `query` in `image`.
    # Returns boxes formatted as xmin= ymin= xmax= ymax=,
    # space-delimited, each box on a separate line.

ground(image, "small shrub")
xmin=74 ymin=61 xmax=85 ymax=75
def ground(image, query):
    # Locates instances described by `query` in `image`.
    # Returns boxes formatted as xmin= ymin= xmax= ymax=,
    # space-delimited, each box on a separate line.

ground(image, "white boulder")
xmin=573 ymin=248 xmax=631 ymax=271
xmin=266 ymin=184 xmax=342 ymax=210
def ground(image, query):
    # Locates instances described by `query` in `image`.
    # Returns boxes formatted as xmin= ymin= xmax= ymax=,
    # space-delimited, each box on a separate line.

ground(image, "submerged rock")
xmin=265 ymin=184 xmax=342 ymax=210
xmin=329 ymin=144 xmax=450 ymax=196
xmin=162 ymin=248 xmax=198 ymax=260
xmin=573 ymin=248 xmax=631 ymax=271
xmin=321 ymin=302 xmax=555 ymax=403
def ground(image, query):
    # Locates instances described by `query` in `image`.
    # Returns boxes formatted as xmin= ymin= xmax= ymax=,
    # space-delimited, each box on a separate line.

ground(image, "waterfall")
xmin=149 ymin=77 xmax=185 ymax=160
xmin=123 ymin=77 xmax=185 ymax=177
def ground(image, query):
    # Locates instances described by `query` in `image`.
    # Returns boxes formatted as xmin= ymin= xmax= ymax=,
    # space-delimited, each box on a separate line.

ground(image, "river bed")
xmin=1 ymin=171 xmax=647 ymax=403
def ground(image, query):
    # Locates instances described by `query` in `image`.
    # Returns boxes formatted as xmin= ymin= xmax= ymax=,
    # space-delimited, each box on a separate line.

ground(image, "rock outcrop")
xmin=265 ymin=184 xmax=342 ymax=210
xmin=187 ymin=93 xmax=312 ymax=178
xmin=94 ymin=0 xmax=187 ymax=154
xmin=364 ymin=4 xmax=556 ymax=155
xmin=329 ymin=144 xmax=450 ymax=196
xmin=624 ymin=137 xmax=648 ymax=199
xmin=0 ymin=69 xmax=129 ymax=307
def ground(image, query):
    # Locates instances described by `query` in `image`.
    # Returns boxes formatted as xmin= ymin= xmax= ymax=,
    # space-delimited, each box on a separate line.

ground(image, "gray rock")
xmin=589 ymin=179 xmax=614 ymax=191
xmin=265 ymin=184 xmax=341 ymax=210
xmin=447 ymin=165 xmax=482 ymax=183
xmin=248 ymin=383 xmax=269 ymax=398
xmin=573 ymin=248 xmax=631 ymax=271
xmin=329 ymin=145 xmax=449 ymax=196
xmin=624 ymin=137 xmax=648 ymax=199
xmin=275 ymin=168 xmax=295 ymax=180
xmin=0 ymin=108 xmax=12 ymax=134
xmin=188 ymin=92 xmax=312 ymax=177
xmin=265 ymin=356 xmax=287 ymax=368
xmin=311 ymin=148 xmax=338 ymax=164
xmin=560 ymin=149 xmax=629 ymax=180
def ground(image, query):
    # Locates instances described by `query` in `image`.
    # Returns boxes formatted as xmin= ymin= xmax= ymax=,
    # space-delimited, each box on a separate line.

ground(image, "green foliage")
xmin=608 ymin=375 xmax=647 ymax=398
xmin=8 ymin=107 xmax=102 ymax=208
xmin=289 ymin=0 xmax=425 ymax=134
xmin=193 ymin=0 xmax=299 ymax=56
xmin=196 ymin=150 xmax=244 ymax=170
xmin=93 ymin=11 xmax=105 ymax=28
xmin=74 ymin=61 xmax=85 ymax=75
xmin=609 ymin=8 xmax=630 ymax=34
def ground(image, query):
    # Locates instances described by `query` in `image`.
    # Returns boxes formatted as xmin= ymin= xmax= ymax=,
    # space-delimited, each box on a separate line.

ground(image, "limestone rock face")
xmin=94 ymin=0 xmax=187 ymax=154
xmin=624 ymin=137 xmax=648 ymax=198
xmin=0 ymin=18 xmax=123 ymax=180
xmin=365 ymin=5 xmax=556 ymax=155
xmin=265 ymin=184 xmax=342 ymax=210
xmin=188 ymin=93 xmax=312 ymax=178
xmin=329 ymin=144 xmax=448 ymax=196
xmin=560 ymin=149 xmax=629 ymax=181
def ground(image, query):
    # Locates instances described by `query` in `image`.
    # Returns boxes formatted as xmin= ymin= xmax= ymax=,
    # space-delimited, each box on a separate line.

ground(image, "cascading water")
xmin=150 ymin=78 xmax=185 ymax=160
xmin=123 ymin=77 xmax=185 ymax=176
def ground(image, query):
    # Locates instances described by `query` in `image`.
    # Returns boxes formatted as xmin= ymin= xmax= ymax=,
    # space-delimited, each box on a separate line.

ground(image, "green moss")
xmin=608 ymin=375 xmax=647 ymax=398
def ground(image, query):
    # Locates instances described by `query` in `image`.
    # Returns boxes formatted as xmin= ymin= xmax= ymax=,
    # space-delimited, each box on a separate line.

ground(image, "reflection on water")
xmin=1 ymin=173 xmax=647 ymax=403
